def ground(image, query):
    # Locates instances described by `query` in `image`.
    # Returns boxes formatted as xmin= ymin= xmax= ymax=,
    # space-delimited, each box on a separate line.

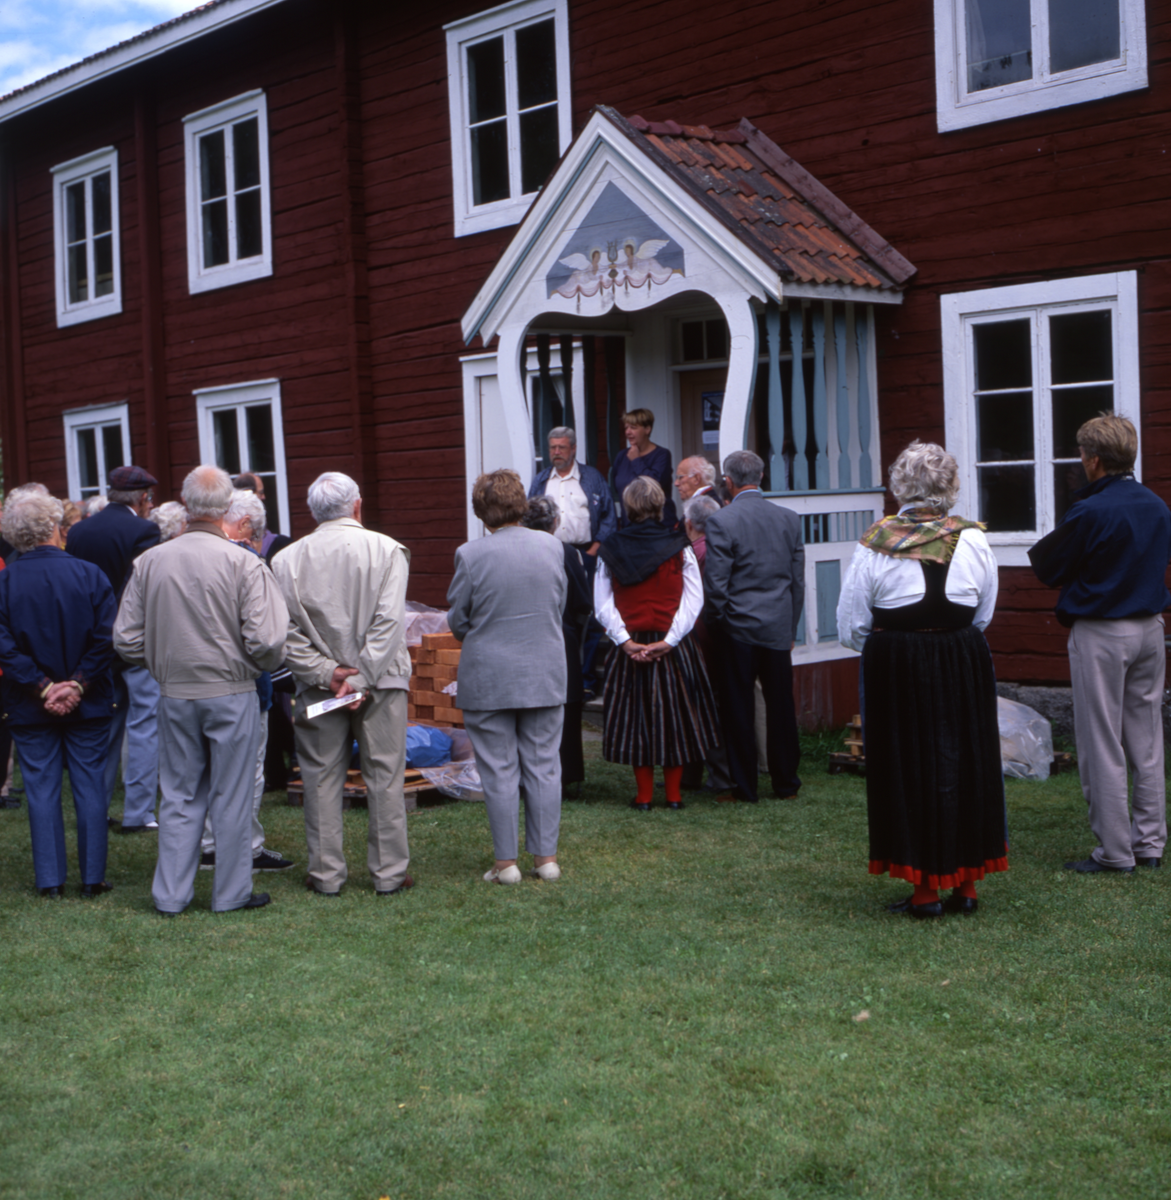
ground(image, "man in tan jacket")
xmin=272 ymin=471 xmax=412 ymax=897
xmin=115 ymin=466 xmax=288 ymax=915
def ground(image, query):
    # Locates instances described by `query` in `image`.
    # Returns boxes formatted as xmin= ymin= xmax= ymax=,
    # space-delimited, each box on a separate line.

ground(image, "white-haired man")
xmin=272 ymin=472 xmax=413 ymax=897
xmin=114 ymin=466 xmax=289 ymax=915
xmin=674 ymin=456 xmax=723 ymax=507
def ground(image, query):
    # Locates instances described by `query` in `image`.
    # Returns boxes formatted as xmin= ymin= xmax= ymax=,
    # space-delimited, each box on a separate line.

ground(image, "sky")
xmin=0 ymin=0 xmax=194 ymax=98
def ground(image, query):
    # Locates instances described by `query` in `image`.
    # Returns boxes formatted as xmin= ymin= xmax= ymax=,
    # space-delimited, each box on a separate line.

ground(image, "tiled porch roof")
xmin=603 ymin=107 xmax=915 ymax=293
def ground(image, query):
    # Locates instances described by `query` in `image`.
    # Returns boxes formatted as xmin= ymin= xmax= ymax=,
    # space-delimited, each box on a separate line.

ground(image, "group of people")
xmin=1 ymin=408 xmax=1165 ymax=914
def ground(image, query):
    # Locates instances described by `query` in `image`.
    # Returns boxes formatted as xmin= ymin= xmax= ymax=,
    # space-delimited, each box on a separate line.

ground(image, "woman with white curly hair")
xmin=837 ymin=441 xmax=1007 ymax=919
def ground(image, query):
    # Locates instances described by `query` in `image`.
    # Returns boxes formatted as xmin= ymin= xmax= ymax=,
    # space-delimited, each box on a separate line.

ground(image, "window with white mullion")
xmin=52 ymin=147 xmax=121 ymax=327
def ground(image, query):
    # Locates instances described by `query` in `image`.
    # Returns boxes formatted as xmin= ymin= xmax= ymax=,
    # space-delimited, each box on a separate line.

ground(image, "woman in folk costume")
xmin=594 ymin=477 xmax=720 ymax=810
xmin=837 ymin=441 xmax=1007 ymax=918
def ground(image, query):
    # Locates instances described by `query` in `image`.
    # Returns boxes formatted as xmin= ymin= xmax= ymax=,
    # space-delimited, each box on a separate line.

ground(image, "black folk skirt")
xmin=602 ymin=630 xmax=721 ymax=767
xmin=862 ymin=624 xmax=1008 ymax=889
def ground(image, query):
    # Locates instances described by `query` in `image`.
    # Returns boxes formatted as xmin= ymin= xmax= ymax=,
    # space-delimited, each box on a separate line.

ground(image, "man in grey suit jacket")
xmin=703 ymin=450 xmax=805 ymax=802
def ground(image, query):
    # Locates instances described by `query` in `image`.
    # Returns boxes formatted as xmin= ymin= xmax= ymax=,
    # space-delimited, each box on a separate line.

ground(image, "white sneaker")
xmin=483 ymin=865 xmax=522 ymax=885
xmin=530 ymin=862 xmax=561 ymax=881
xmin=144 ymin=819 xmax=159 ymax=830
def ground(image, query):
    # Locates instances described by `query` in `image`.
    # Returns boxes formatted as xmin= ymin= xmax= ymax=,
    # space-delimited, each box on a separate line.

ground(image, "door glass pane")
xmin=245 ymin=404 xmax=276 ymax=473
xmin=1050 ymin=309 xmax=1112 ymax=383
xmin=471 ymin=120 xmax=509 ymax=205
xmin=516 ymin=19 xmax=557 ymax=109
xmin=199 ymin=130 xmax=227 ymax=201
xmin=705 ymin=320 xmax=728 ymax=360
xmin=973 ymin=318 xmax=1032 ymax=390
xmin=1049 ymin=0 xmax=1120 ymax=72
xmin=978 ymin=463 xmax=1036 ymax=532
xmin=76 ymin=428 xmax=98 ymax=491
xmin=213 ymin=409 xmax=241 ymax=474
xmin=467 ymin=37 xmax=506 ymax=123
xmin=977 ymin=391 xmax=1034 ymax=461
xmin=1052 ymin=384 xmax=1114 ymax=457
xmin=94 ymin=233 xmax=114 ymax=297
xmin=101 ymin=423 xmax=124 ymax=477
xmin=91 ymin=171 xmax=112 ymax=236
xmin=233 ymin=118 xmax=261 ymax=190
xmin=68 ymin=244 xmax=88 ymax=303
xmin=235 ymin=189 xmax=263 ymax=259
xmin=966 ymin=0 xmax=1033 ymax=91
xmin=65 ymin=181 xmax=86 ymax=243
xmin=681 ymin=321 xmax=705 ymax=362
xmin=202 ymin=198 xmax=229 ymax=267
xmin=1054 ymin=460 xmax=1089 ymax=523
xmin=519 ymin=105 xmax=559 ymax=194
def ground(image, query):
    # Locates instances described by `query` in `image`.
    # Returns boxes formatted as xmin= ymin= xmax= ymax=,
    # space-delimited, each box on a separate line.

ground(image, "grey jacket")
xmin=703 ymin=489 xmax=805 ymax=649
xmin=446 ymin=526 xmax=567 ymax=710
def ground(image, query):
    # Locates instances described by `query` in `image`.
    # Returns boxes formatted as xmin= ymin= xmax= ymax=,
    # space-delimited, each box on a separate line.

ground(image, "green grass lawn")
xmin=1 ymin=734 xmax=1169 ymax=1200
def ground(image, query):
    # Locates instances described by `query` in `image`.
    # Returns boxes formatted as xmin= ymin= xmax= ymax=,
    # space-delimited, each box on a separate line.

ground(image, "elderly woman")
xmin=0 ymin=490 xmax=117 ymax=897
xmin=595 ymin=477 xmax=720 ymax=810
xmin=448 ymin=470 xmax=568 ymax=883
xmin=837 ymin=441 xmax=1006 ymax=918
xmin=610 ymin=408 xmax=676 ymax=528
xmin=149 ymin=500 xmax=188 ymax=542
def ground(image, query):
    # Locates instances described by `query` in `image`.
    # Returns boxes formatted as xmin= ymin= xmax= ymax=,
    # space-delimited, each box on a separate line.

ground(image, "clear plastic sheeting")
xmin=404 ymin=601 xmax=451 ymax=646
xmin=419 ymin=761 xmax=485 ymax=802
xmin=998 ymin=696 xmax=1054 ymax=781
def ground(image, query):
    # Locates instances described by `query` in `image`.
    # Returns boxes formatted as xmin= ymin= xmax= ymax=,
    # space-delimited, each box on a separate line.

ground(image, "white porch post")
xmin=715 ymin=294 xmax=760 ymax=469
xmin=495 ymin=323 xmax=540 ymax=490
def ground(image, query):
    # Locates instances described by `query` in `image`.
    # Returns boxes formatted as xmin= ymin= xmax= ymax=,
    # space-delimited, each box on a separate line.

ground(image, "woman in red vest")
xmin=594 ymin=477 xmax=719 ymax=809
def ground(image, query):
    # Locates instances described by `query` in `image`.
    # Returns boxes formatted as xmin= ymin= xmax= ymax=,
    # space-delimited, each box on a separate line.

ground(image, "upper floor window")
xmin=934 ymin=0 xmax=1147 ymax=132
xmin=445 ymin=0 xmax=571 ymax=237
xmin=183 ymin=90 xmax=273 ymax=293
xmin=942 ymin=272 xmax=1140 ymax=565
xmin=51 ymin=148 xmax=122 ymax=327
xmin=63 ymin=402 xmax=130 ymax=500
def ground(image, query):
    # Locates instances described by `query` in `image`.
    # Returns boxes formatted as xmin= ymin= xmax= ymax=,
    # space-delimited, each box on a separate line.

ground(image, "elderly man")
xmin=1030 ymin=414 xmax=1171 ymax=873
xmin=115 ymin=466 xmax=288 ymax=915
xmin=703 ymin=449 xmax=805 ymax=804
xmin=67 ymin=465 xmax=162 ymax=834
xmin=272 ymin=472 xmax=413 ymax=897
xmin=674 ymin=455 xmax=724 ymax=508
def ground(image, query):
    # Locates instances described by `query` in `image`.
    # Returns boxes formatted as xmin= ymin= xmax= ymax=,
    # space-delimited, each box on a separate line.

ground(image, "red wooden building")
xmin=0 ymin=0 xmax=1165 ymax=724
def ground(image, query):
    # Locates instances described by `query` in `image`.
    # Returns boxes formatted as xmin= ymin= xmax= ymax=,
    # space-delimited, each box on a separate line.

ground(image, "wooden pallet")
xmin=828 ymin=714 xmax=866 ymax=775
xmin=285 ymin=766 xmax=436 ymax=813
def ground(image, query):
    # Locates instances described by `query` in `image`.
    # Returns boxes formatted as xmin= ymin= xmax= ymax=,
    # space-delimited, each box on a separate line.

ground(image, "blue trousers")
xmin=104 ymin=665 xmax=160 ymax=827
xmin=12 ymin=718 xmax=110 ymax=889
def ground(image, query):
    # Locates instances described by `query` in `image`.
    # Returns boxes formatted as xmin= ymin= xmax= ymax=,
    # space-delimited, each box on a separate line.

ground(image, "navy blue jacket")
xmin=0 ymin=547 xmax=117 ymax=726
xmin=66 ymin=501 xmax=160 ymax=602
xmin=1028 ymin=473 xmax=1171 ymax=626
xmin=528 ymin=462 xmax=617 ymax=545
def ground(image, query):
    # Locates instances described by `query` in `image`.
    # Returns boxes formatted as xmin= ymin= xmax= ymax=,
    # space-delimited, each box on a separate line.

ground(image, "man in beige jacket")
xmin=115 ymin=466 xmax=288 ymax=915
xmin=272 ymin=472 xmax=412 ymax=897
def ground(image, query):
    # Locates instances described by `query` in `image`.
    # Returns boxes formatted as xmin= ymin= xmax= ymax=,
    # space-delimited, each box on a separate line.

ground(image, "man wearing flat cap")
xmin=67 ymin=465 xmax=162 ymax=833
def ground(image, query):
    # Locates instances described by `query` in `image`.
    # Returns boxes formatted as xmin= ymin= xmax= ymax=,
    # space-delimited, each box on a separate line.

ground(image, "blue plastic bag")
xmin=406 ymin=725 xmax=453 ymax=768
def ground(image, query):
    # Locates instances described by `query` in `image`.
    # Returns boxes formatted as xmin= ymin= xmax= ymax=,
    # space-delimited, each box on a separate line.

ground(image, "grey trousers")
xmin=462 ymin=706 xmax=563 ymax=860
xmin=1069 ymin=616 xmax=1167 ymax=868
xmin=294 ymin=686 xmax=409 ymax=892
xmin=202 ymin=708 xmax=268 ymax=855
xmin=153 ymin=693 xmax=261 ymax=913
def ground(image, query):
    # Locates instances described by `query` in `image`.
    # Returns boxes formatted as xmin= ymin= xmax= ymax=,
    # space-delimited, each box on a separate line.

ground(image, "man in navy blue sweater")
xmin=1029 ymin=414 xmax=1171 ymax=874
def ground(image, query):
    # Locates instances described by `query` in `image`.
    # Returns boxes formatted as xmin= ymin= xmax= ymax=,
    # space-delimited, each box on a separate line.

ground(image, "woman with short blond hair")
xmin=609 ymin=407 xmax=676 ymax=528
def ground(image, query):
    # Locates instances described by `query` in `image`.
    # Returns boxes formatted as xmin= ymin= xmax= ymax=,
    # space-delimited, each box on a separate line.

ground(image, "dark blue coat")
xmin=0 ymin=547 xmax=117 ymax=726
xmin=529 ymin=462 xmax=618 ymax=545
xmin=66 ymin=501 xmax=160 ymax=601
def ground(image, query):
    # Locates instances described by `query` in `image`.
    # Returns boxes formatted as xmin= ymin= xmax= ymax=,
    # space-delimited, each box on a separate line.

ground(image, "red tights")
xmin=633 ymin=765 xmax=684 ymax=805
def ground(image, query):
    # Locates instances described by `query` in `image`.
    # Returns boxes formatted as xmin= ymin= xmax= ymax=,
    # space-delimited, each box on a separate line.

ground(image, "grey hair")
xmin=3 ymin=492 xmax=64 ymax=552
xmin=679 ymin=456 xmax=717 ymax=487
xmin=226 ymin=489 xmax=267 ymax=539
xmin=5 ymin=482 xmax=50 ymax=500
xmin=548 ymin=426 xmax=577 ymax=448
xmin=107 ymin=487 xmax=148 ymax=506
xmin=308 ymin=472 xmax=360 ymax=524
xmin=149 ymin=501 xmax=188 ymax=542
xmin=723 ymin=450 xmax=764 ymax=488
xmin=684 ymin=494 xmax=721 ymax=533
xmin=521 ymin=494 xmax=560 ymax=534
xmin=888 ymin=441 xmax=960 ymax=512
xmin=181 ymin=465 xmax=234 ymax=519
xmin=81 ymin=495 xmax=108 ymax=517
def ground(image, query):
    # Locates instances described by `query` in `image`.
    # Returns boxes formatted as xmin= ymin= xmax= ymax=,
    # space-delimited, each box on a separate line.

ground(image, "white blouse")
xmin=836 ymin=525 xmax=998 ymax=652
xmin=594 ymin=546 xmax=703 ymax=648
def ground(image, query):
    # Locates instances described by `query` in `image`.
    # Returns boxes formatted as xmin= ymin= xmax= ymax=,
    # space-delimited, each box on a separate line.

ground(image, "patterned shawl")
xmin=859 ymin=507 xmax=984 ymax=564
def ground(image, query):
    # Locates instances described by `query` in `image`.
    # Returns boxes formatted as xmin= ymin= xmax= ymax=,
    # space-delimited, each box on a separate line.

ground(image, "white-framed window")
xmin=934 ymin=0 xmax=1147 ymax=132
xmin=63 ymin=401 xmax=130 ymax=500
xmin=445 ymin=0 xmax=571 ymax=237
xmin=183 ymin=90 xmax=273 ymax=293
xmin=194 ymin=379 xmax=289 ymax=535
xmin=942 ymin=271 xmax=1140 ymax=566
xmin=51 ymin=147 xmax=122 ymax=327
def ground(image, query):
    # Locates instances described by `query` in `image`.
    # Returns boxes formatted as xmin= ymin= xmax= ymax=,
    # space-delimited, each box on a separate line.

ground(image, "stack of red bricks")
xmin=408 ymin=632 xmax=463 ymax=727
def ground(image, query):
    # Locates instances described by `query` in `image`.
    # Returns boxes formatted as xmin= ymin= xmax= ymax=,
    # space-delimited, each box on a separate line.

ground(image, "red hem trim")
xmin=868 ymin=855 xmax=1008 ymax=889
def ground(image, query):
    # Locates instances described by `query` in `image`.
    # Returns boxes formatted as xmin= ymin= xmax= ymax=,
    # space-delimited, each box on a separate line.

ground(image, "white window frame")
xmin=934 ymin=0 xmax=1147 ymax=132
xmin=51 ymin=147 xmax=122 ymax=327
xmin=183 ymin=90 xmax=273 ymax=294
xmin=63 ymin=401 xmax=130 ymax=499
xmin=942 ymin=271 xmax=1140 ymax=566
xmin=445 ymin=0 xmax=572 ymax=238
xmin=194 ymin=379 xmax=289 ymax=536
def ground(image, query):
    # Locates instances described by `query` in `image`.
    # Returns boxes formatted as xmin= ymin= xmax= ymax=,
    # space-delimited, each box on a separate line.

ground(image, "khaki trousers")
xmin=294 ymin=686 xmax=409 ymax=892
xmin=1069 ymin=616 xmax=1167 ymax=868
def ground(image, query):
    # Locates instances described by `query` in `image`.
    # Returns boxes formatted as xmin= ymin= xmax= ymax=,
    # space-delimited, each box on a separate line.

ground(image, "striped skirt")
xmin=602 ymin=630 xmax=721 ymax=766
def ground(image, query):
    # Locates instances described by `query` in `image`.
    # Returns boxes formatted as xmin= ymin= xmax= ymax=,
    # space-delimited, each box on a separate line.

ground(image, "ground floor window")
xmin=63 ymin=401 xmax=130 ymax=500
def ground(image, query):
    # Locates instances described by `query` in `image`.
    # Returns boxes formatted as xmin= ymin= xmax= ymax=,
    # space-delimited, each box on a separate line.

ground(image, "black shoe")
xmin=629 ymin=800 xmax=652 ymax=812
xmin=942 ymin=892 xmax=978 ymax=915
xmin=198 ymin=851 xmax=215 ymax=871
xmin=376 ymin=874 xmax=415 ymax=896
xmin=155 ymin=907 xmax=180 ymax=917
xmin=776 ymin=790 xmax=799 ymax=801
xmin=0 ymin=796 xmax=21 ymax=809
xmin=887 ymin=895 xmax=943 ymax=919
xmin=305 ymin=879 xmax=341 ymax=897
xmin=39 ymin=885 xmax=64 ymax=898
xmin=667 ymin=801 xmax=684 ymax=810
xmin=80 ymin=881 xmax=113 ymax=899
xmin=252 ymin=847 xmax=295 ymax=872
xmin=222 ymin=892 xmax=271 ymax=911
xmin=1064 ymin=857 xmax=1134 ymax=874
xmin=1135 ymin=856 xmax=1162 ymax=868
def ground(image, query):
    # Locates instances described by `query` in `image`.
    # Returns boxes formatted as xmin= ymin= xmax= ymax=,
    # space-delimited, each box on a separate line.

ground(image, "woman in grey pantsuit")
xmin=447 ymin=470 xmax=568 ymax=884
